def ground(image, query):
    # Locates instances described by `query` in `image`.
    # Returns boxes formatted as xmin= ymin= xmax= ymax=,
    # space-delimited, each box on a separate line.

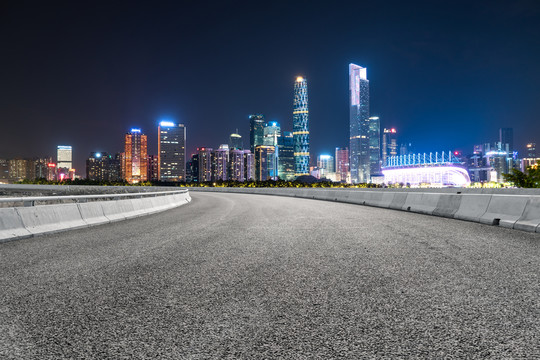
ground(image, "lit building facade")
xmin=278 ymin=131 xmax=295 ymax=181
xmin=317 ymin=155 xmax=335 ymax=179
xmin=255 ymin=145 xmax=276 ymax=181
xmin=188 ymin=153 xmax=199 ymax=183
xmin=57 ymin=145 xmax=73 ymax=180
xmin=147 ymin=154 xmax=159 ymax=182
xmin=382 ymin=128 xmax=398 ymax=166
xmin=198 ymin=147 xmax=213 ymax=182
xmin=158 ymin=121 xmax=186 ymax=182
xmin=383 ymin=151 xmax=470 ymax=187
xmin=244 ymin=150 xmax=255 ymax=181
xmin=526 ymin=143 xmax=536 ymax=158
xmin=229 ymin=149 xmax=245 ymax=181
xmin=293 ymin=76 xmax=310 ymax=176
xmin=368 ymin=116 xmax=381 ymax=177
xmin=213 ymin=144 xmax=229 ymax=181
xmin=124 ymin=128 xmax=148 ymax=184
xmin=86 ymin=152 xmax=122 ymax=182
xmin=249 ymin=114 xmax=265 ymax=153
xmin=335 ymin=147 xmax=349 ymax=183
xmin=349 ymin=64 xmax=370 ymax=184
xmin=229 ymin=130 xmax=243 ymax=150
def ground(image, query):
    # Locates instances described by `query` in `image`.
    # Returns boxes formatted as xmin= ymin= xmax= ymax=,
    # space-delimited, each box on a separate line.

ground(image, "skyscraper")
xmin=244 ymin=150 xmax=255 ymax=181
xmin=335 ymin=147 xmax=349 ymax=183
xmin=158 ymin=121 xmax=186 ymax=182
xmin=526 ymin=143 xmax=537 ymax=158
xmin=197 ymin=147 xmax=213 ymax=182
xmin=213 ymin=144 xmax=229 ymax=181
xmin=349 ymin=64 xmax=370 ymax=183
xmin=255 ymin=145 xmax=275 ymax=181
xmin=249 ymin=115 xmax=265 ymax=153
xmin=147 ymin=154 xmax=159 ymax=182
xmin=278 ymin=131 xmax=295 ymax=181
xmin=229 ymin=130 xmax=243 ymax=150
xmin=382 ymin=128 xmax=398 ymax=166
xmin=293 ymin=76 xmax=310 ymax=176
xmin=317 ymin=155 xmax=335 ymax=179
xmin=229 ymin=149 xmax=245 ymax=181
xmin=499 ymin=128 xmax=514 ymax=154
xmin=368 ymin=116 xmax=381 ymax=176
xmin=124 ymin=128 xmax=148 ymax=184
xmin=86 ymin=152 xmax=121 ymax=182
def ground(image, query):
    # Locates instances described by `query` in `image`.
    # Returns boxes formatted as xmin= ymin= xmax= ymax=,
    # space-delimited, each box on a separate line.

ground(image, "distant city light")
xmin=391 ymin=128 xmax=396 ymax=133
xmin=57 ymin=145 xmax=72 ymax=150
xmin=160 ymin=121 xmax=175 ymax=127
xmin=96 ymin=152 xmax=101 ymax=158
xmin=131 ymin=128 xmax=141 ymax=133
xmin=47 ymin=163 xmax=56 ymax=167
xmin=319 ymin=155 xmax=332 ymax=159
xmin=296 ymin=76 xmax=304 ymax=82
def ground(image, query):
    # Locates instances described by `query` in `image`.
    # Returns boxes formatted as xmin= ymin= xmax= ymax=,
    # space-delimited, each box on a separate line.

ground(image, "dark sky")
xmin=2 ymin=0 xmax=540 ymax=172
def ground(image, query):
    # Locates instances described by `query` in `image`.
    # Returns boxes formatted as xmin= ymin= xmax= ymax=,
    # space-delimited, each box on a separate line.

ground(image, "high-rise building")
xmin=213 ymin=144 xmax=229 ymax=181
xmin=57 ymin=145 xmax=72 ymax=169
xmin=526 ymin=143 xmax=536 ymax=158
xmin=0 ymin=159 xmax=9 ymax=183
xmin=382 ymin=128 xmax=398 ymax=166
xmin=293 ymin=76 xmax=310 ymax=177
xmin=317 ymin=155 xmax=335 ymax=179
xmin=8 ymin=159 xmax=34 ymax=182
xmin=255 ymin=145 xmax=275 ymax=181
xmin=244 ymin=150 xmax=255 ymax=181
xmin=188 ymin=153 xmax=199 ymax=183
xmin=278 ymin=131 xmax=295 ymax=181
xmin=86 ymin=152 xmax=122 ymax=182
xmin=368 ymin=116 xmax=381 ymax=176
xmin=349 ymin=64 xmax=370 ymax=183
xmin=335 ymin=147 xmax=349 ymax=183
xmin=158 ymin=121 xmax=186 ymax=182
xmin=499 ymin=128 xmax=514 ymax=154
xmin=197 ymin=147 xmax=213 ymax=182
xmin=147 ymin=154 xmax=159 ymax=182
xmin=124 ymin=128 xmax=148 ymax=184
xmin=263 ymin=121 xmax=281 ymax=146
xmin=249 ymin=114 xmax=265 ymax=153
xmin=229 ymin=149 xmax=245 ymax=181
xmin=229 ymin=130 xmax=243 ymax=150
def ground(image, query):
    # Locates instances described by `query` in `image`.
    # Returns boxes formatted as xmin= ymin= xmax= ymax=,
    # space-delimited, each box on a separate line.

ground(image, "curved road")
xmin=1 ymin=192 xmax=539 ymax=358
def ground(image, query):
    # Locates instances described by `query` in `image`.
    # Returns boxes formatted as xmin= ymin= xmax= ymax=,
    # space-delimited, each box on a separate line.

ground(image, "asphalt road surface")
xmin=1 ymin=192 xmax=539 ymax=359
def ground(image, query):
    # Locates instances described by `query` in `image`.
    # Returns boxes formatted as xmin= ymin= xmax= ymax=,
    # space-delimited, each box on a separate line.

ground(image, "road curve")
xmin=1 ymin=192 xmax=539 ymax=359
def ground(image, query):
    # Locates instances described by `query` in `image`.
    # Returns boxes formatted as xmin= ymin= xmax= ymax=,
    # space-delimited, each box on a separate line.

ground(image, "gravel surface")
xmin=1 ymin=191 xmax=539 ymax=359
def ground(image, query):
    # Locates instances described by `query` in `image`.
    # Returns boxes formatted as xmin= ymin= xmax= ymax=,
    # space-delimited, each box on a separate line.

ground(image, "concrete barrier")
xmin=479 ymin=195 xmax=529 ymax=228
xmin=0 ymin=190 xmax=191 ymax=242
xmin=0 ymin=208 xmax=32 ymax=241
xmin=433 ymin=194 xmax=462 ymax=217
xmin=453 ymin=194 xmax=491 ymax=222
xmin=513 ymin=198 xmax=540 ymax=233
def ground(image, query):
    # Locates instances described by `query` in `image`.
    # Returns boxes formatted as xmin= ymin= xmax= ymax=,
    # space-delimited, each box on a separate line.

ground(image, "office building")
xmin=255 ymin=145 xmax=276 ymax=181
xmin=229 ymin=130 xmax=243 ymax=150
xmin=382 ymin=128 xmax=398 ymax=166
xmin=349 ymin=64 xmax=370 ymax=183
xmin=187 ymin=154 xmax=199 ymax=183
xmin=244 ymin=150 xmax=255 ymax=181
xmin=148 ymin=154 xmax=159 ymax=182
xmin=213 ymin=144 xmax=229 ymax=181
xmin=198 ymin=147 xmax=213 ymax=182
xmin=86 ymin=152 xmax=122 ymax=182
xmin=229 ymin=149 xmax=245 ymax=181
xmin=278 ymin=131 xmax=295 ymax=181
xmin=57 ymin=145 xmax=72 ymax=170
xmin=335 ymin=147 xmax=349 ymax=183
xmin=293 ymin=76 xmax=310 ymax=176
xmin=317 ymin=155 xmax=335 ymax=180
xmin=263 ymin=121 xmax=281 ymax=146
xmin=499 ymin=128 xmax=514 ymax=154
xmin=158 ymin=121 xmax=186 ymax=182
xmin=249 ymin=114 xmax=265 ymax=153
xmin=124 ymin=128 xmax=148 ymax=184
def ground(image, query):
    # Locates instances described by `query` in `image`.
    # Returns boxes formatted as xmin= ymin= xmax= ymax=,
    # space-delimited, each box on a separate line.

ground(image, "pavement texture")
xmin=1 ymin=191 xmax=539 ymax=359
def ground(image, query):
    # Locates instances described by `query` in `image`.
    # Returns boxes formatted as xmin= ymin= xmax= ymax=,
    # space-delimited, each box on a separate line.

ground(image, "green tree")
xmin=503 ymin=167 xmax=540 ymax=188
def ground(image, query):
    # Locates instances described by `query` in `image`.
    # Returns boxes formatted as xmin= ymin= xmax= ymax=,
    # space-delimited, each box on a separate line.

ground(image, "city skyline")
xmin=1 ymin=1 xmax=539 ymax=174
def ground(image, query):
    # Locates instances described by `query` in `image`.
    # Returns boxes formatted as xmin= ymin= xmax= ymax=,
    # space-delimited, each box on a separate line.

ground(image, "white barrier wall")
xmin=190 ymin=187 xmax=540 ymax=233
xmin=0 ymin=191 xmax=191 ymax=242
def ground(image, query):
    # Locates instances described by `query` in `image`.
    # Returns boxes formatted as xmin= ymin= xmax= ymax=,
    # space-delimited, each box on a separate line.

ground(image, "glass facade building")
xmin=255 ymin=145 xmax=276 ymax=181
xmin=124 ymin=129 xmax=148 ymax=184
xmin=158 ymin=121 xmax=186 ymax=182
xmin=229 ymin=131 xmax=243 ymax=150
xmin=278 ymin=131 xmax=295 ymax=181
xmin=335 ymin=147 xmax=349 ymax=183
xmin=349 ymin=64 xmax=371 ymax=183
xmin=368 ymin=116 xmax=381 ymax=176
xmin=249 ymin=114 xmax=265 ymax=153
xmin=382 ymin=128 xmax=398 ymax=166
xmin=293 ymin=76 xmax=310 ymax=176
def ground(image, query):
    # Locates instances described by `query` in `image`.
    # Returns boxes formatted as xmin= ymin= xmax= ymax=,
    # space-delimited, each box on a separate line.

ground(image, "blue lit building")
xmin=349 ymin=64 xmax=371 ymax=184
xmin=293 ymin=76 xmax=310 ymax=176
xmin=249 ymin=114 xmax=265 ymax=153
xmin=158 ymin=121 xmax=186 ymax=182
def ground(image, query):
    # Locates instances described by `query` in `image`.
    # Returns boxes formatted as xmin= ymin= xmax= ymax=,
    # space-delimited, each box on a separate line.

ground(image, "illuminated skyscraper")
xmin=244 ymin=150 xmax=255 ymax=181
xmin=147 ymin=154 xmax=159 ymax=182
xmin=255 ymin=145 xmax=275 ymax=181
xmin=278 ymin=131 xmax=295 ymax=181
xmin=526 ymin=143 xmax=537 ymax=158
xmin=229 ymin=130 xmax=243 ymax=150
xmin=249 ymin=115 xmax=265 ymax=153
xmin=335 ymin=147 xmax=349 ymax=183
xmin=57 ymin=145 xmax=72 ymax=169
xmin=368 ymin=116 xmax=381 ymax=176
xmin=293 ymin=76 xmax=310 ymax=176
xmin=86 ymin=152 xmax=122 ymax=182
xmin=382 ymin=128 xmax=398 ymax=166
xmin=317 ymin=155 xmax=334 ymax=179
xmin=197 ymin=147 xmax=213 ymax=182
xmin=213 ymin=144 xmax=229 ymax=181
xmin=349 ymin=64 xmax=370 ymax=183
xmin=124 ymin=128 xmax=148 ymax=184
xmin=158 ymin=121 xmax=186 ymax=182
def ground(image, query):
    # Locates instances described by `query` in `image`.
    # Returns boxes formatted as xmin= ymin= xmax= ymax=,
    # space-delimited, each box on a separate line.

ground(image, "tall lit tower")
xmin=249 ymin=115 xmax=265 ymax=153
xmin=293 ymin=76 xmax=309 ymax=176
xmin=349 ymin=64 xmax=370 ymax=183
xmin=158 ymin=121 xmax=186 ymax=182
xmin=124 ymin=128 xmax=148 ymax=184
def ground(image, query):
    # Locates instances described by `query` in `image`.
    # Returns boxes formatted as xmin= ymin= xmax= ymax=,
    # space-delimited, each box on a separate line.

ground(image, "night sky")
xmin=2 ymin=0 xmax=540 ymax=172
